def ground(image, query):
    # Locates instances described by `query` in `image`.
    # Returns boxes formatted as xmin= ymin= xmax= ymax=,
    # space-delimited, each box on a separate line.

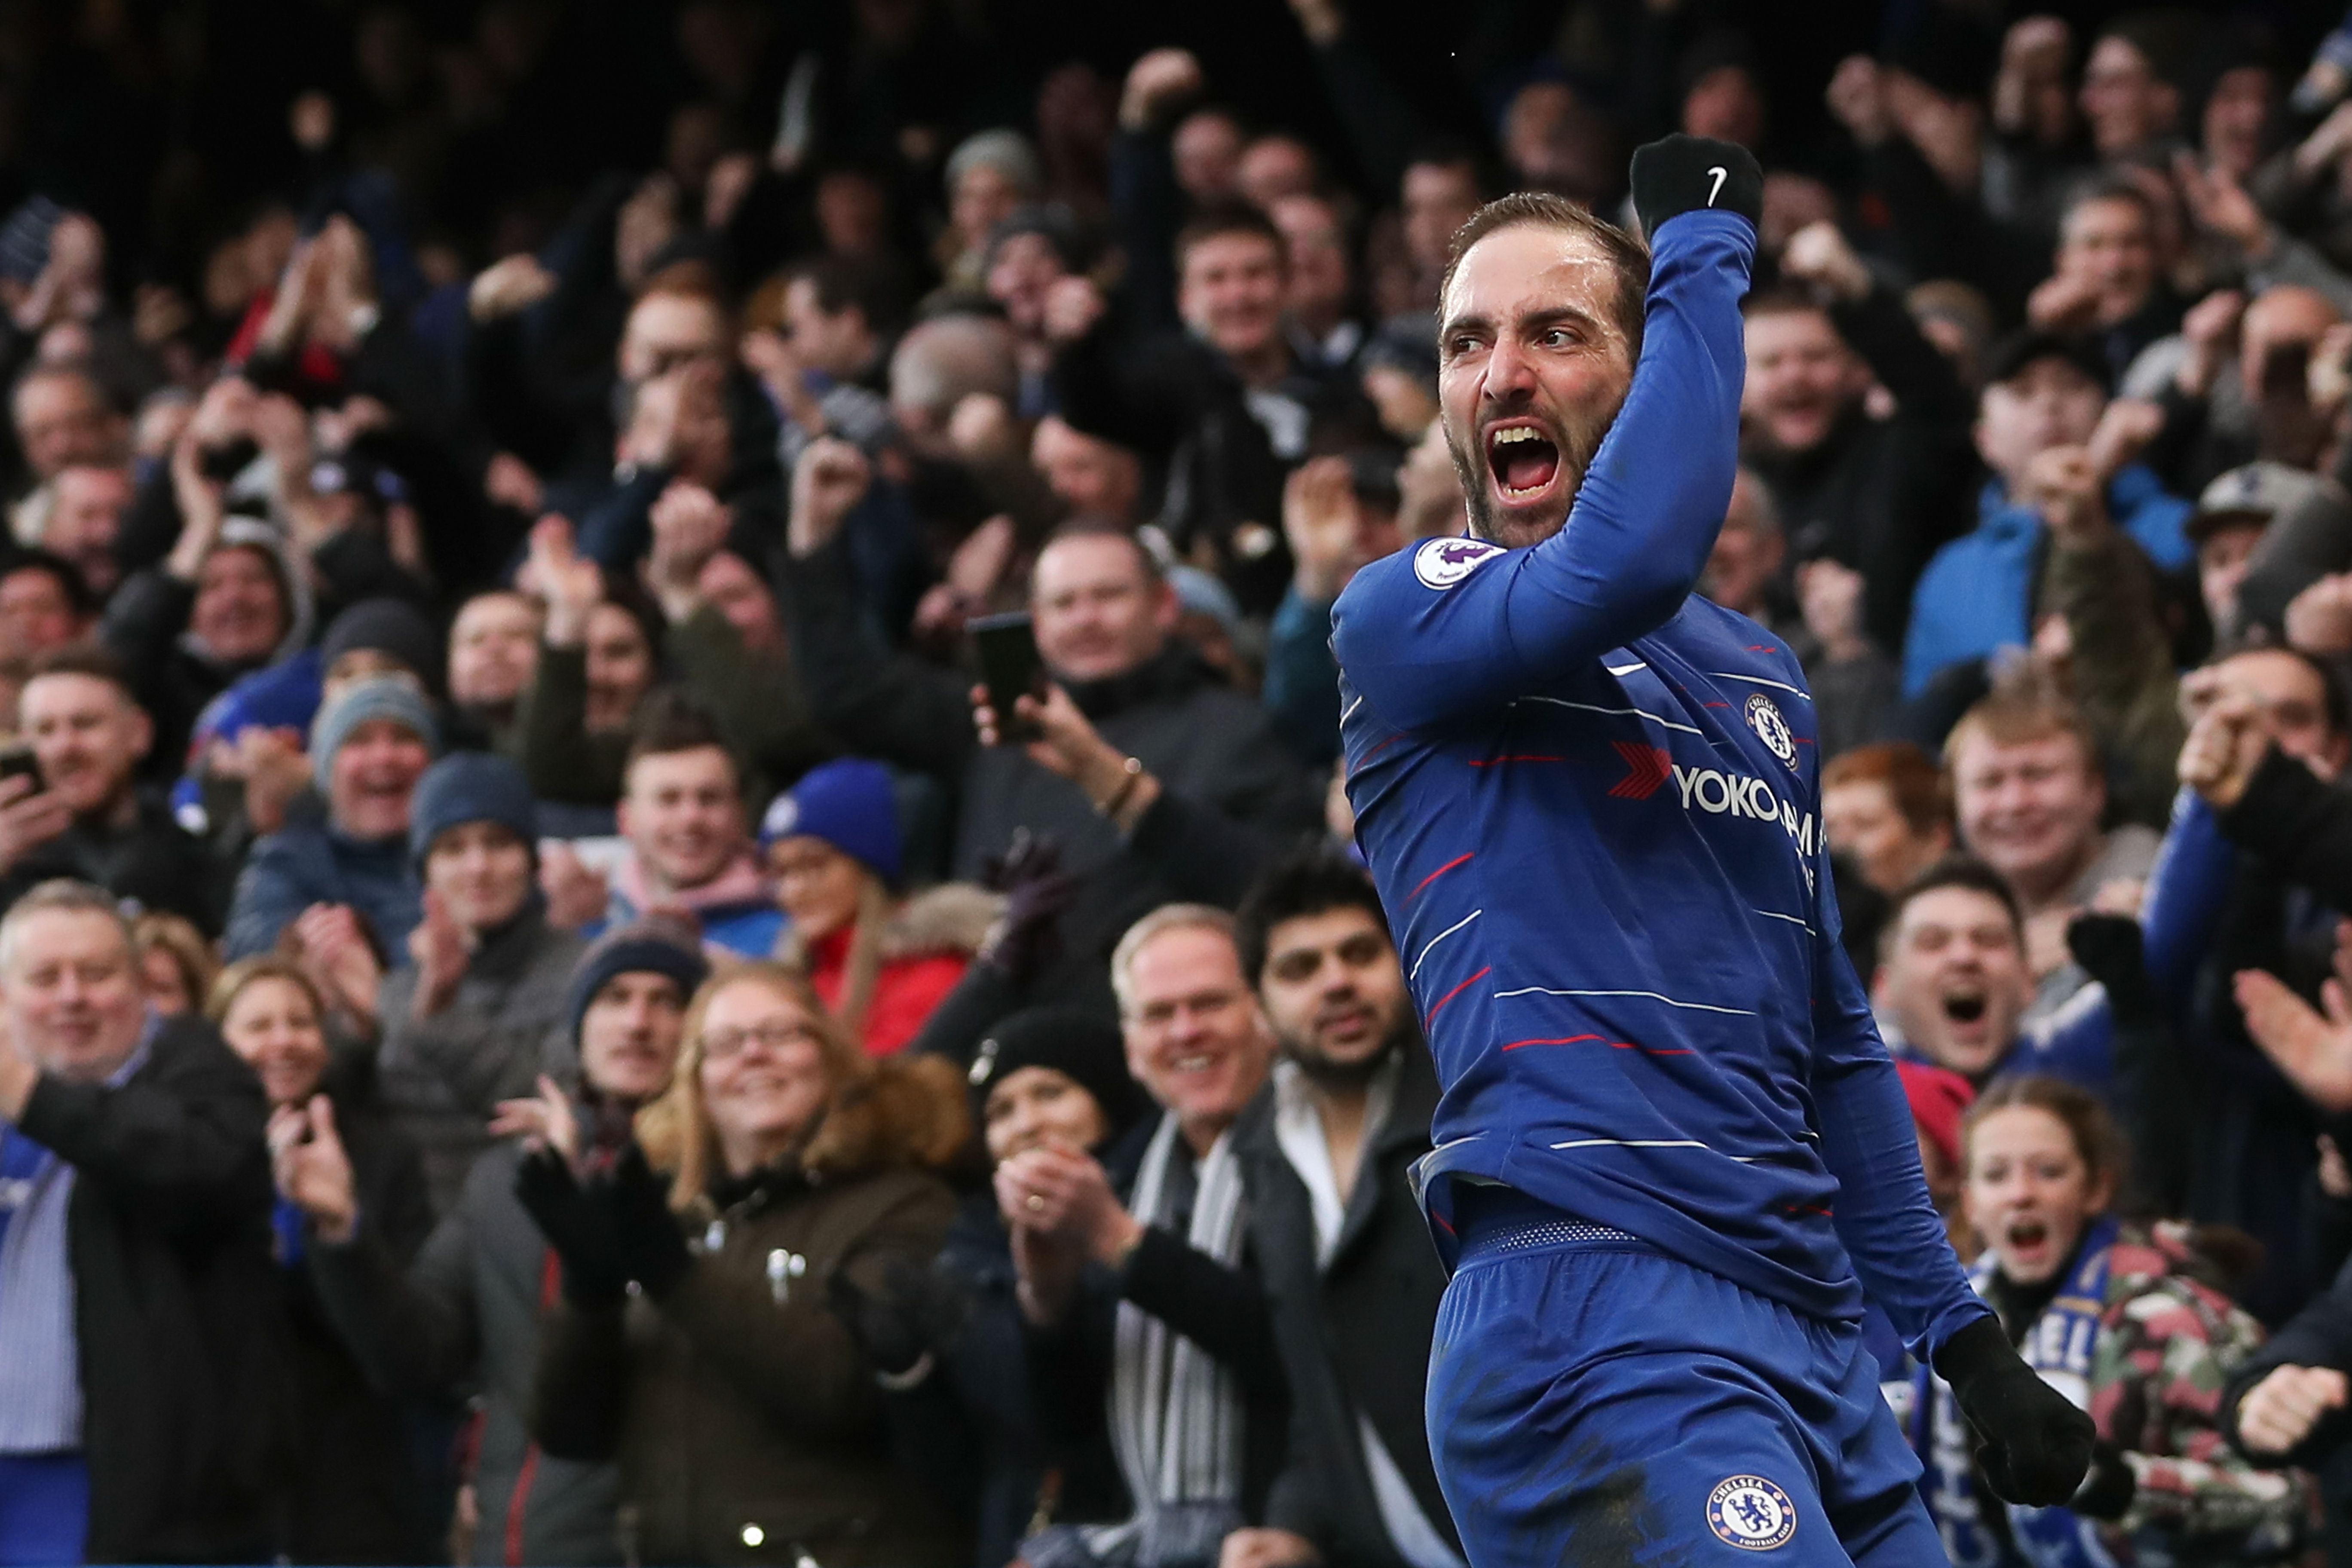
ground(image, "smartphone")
xmin=0 ymin=744 xmax=43 ymax=796
xmin=969 ymin=612 xmax=1045 ymax=742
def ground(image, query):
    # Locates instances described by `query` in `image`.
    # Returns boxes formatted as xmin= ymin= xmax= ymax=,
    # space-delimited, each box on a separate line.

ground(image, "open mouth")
xmin=1942 ymin=991 xmax=1987 ymax=1026
xmin=1486 ymin=423 xmax=1562 ymax=500
xmin=2006 ymin=1217 xmax=2050 ymax=1256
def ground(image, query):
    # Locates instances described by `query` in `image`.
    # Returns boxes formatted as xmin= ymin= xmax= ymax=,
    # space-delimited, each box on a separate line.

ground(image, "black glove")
xmin=2066 ymin=913 xmax=2158 ymax=1023
xmin=1629 ymin=133 xmax=1763 ymax=239
xmin=2070 ymin=1438 xmax=2136 ymax=1521
xmin=1936 ymin=1315 xmax=2097 ymax=1505
xmin=827 ymin=1253 xmax=973 ymax=1378
xmin=514 ymin=1147 xmax=628 ymax=1307
xmin=600 ymin=1143 xmax=692 ymax=1299
xmin=979 ymin=830 xmax=1076 ymax=986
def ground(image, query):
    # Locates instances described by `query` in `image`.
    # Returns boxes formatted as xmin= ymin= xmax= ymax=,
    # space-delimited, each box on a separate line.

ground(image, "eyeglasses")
xmin=700 ymin=1020 xmax=824 ymax=1061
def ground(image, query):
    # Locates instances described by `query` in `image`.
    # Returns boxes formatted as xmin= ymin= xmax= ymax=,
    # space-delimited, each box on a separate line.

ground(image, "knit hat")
xmin=965 ymin=1006 xmax=1150 ymax=1142
xmin=310 ymin=675 xmax=439 ymax=790
xmin=1982 ymin=330 xmax=2110 ymax=396
xmin=565 ymin=915 xmax=711 ymax=1044
xmin=1167 ymin=565 xmax=1241 ymax=639
xmin=758 ymin=758 xmax=903 ymax=885
xmin=193 ymin=646 xmax=325 ymax=753
xmin=409 ymin=752 xmax=538 ymax=867
xmin=1896 ymin=1059 xmax=1976 ymax=1176
xmin=945 ymin=129 xmax=1042 ymax=201
xmin=322 ymin=596 xmax=444 ymax=695
xmin=210 ymin=518 xmax=315 ymax=662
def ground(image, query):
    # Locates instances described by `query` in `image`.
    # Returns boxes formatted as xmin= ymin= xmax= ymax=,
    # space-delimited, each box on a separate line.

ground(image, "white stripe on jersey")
xmin=1513 ymin=696 xmax=1703 ymax=735
xmin=1550 ymin=1137 xmax=1757 ymax=1162
xmin=1494 ymin=985 xmax=1756 ymax=1016
xmin=1409 ymin=909 xmax=1482 ymax=980
xmin=1706 ymin=671 xmax=1812 ymax=701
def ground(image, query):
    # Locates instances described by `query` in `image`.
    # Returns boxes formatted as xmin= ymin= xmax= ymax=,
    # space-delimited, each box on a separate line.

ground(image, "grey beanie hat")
xmin=310 ymin=675 xmax=439 ymax=790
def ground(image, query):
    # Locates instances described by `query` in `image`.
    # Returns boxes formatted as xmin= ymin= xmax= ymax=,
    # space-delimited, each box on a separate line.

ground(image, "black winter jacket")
xmin=272 ymin=1071 xmax=441 ymax=1565
xmin=780 ymin=536 xmax=1322 ymax=1005
xmin=1743 ymin=280 xmax=1976 ymax=655
xmin=309 ymin=1137 xmax=625 ymax=1565
xmin=1231 ymin=1045 xmax=1457 ymax=1568
xmin=13 ymin=1014 xmax=280 ymax=1564
xmin=1023 ymin=1113 xmax=1290 ymax=1536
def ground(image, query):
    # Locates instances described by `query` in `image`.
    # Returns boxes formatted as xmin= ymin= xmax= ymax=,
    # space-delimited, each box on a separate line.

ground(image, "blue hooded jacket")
xmin=1901 ymin=467 xmax=2193 ymax=698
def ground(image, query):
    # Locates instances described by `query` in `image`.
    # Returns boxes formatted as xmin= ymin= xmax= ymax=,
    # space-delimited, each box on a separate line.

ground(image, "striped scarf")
xmin=1081 ymin=1113 xmax=1249 ymax=1567
xmin=1916 ymin=1216 xmax=2120 ymax=1568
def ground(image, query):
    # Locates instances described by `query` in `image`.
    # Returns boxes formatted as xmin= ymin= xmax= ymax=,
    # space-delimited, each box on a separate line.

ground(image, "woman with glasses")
xmin=516 ymin=962 xmax=972 ymax=1566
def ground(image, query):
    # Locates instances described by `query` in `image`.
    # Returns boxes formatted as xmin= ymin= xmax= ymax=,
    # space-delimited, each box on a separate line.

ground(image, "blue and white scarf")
xmin=1916 ymin=1216 xmax=2123 ymax=1568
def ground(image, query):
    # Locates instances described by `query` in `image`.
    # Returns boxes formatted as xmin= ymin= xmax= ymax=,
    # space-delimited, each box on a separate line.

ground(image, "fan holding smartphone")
xmin=0 ymin=741 xmax=72 ymax=878
xmin=787 ymin=436 xmax=1208 ymax=839
xmin=968 ymin=610 xmax=1163 ymax=832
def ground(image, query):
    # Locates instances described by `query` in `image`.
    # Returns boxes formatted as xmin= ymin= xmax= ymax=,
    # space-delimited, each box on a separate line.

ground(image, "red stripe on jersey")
xmin=1424 ymin=966 xmax=1491 ymax=1028
xmin=1500 ymin=1034 xmax=1603 ymax=1050
xmin=1405 ymin=852 xmax=1474 ymax=901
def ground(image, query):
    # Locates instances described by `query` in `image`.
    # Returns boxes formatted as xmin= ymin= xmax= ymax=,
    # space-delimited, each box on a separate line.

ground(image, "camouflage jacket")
xmin=2083 ymin=1222 xmax=2307 ymax=1546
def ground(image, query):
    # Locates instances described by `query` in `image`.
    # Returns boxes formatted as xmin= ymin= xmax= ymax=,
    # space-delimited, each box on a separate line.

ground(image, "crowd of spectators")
xmin=21 ymin=0 xmax=2352 ymax=1564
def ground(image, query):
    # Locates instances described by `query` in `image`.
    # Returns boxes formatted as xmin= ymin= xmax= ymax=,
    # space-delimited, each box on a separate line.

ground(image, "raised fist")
xmin=1042 ymin=275 xmax=1108 ymax=346
xmin=789 ymin=438 xmax=873 ymax=558
xmin=1629 ymin=134 xmax=1762 ymax=239
xmin=1121 ymin=49 xmax=1204 ymax=132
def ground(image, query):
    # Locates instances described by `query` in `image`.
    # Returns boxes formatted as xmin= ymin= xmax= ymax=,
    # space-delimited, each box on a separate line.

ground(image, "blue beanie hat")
xmin=311 ymin=675 xmax=439 ymax=790
xmin=759 ymin=758 xmax=903 ymax=884
xmin=409 ymin=752 xmax=539 ymax=868
xmin=194 ymin=648 xmax=325 ymax=756
xmin=566 ymin=916 xmax=710 ymax=1044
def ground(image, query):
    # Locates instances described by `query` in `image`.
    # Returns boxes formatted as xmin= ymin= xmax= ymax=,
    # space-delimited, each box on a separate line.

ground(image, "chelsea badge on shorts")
xmin=1706 ymin=1475 xmax=1797 ymax=1551
xmin=1744 ymin=693 xmax=1798 ymax=772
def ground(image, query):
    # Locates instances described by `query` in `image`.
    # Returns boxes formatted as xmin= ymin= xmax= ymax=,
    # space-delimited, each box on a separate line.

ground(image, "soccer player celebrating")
xmin=1331 ymin=137 xmax=2093 ymax=1563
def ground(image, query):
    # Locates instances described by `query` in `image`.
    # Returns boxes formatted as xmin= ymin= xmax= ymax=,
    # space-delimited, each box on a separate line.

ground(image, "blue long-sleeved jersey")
xmin=1331 ymin=209 xmax=1988 ymax=1359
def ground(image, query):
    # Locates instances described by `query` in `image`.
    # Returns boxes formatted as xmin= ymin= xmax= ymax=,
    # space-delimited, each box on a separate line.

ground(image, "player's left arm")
xmin=1331 ymin=138 xmax=1758 ymax=732
xmin=1806 ymin=847 xmax=1992 ymax=1357
xmin=1809 ymin=790 xmax=2095 ymax=1506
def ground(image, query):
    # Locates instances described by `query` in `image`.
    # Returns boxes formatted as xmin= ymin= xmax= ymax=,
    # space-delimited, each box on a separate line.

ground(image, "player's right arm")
xmin=1333 ymin=163 xmax=1755 ymax=731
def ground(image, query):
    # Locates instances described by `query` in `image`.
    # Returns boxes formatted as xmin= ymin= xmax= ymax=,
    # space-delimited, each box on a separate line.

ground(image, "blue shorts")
xmin=0 ymin=1452 xmax=87 ymax=1567
xmin=1427 ymin=1189 xmax=1942 ymax=1568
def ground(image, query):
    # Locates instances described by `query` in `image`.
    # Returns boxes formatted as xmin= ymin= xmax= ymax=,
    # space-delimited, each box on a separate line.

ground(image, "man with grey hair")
xmin=0 ymin=879 xmax=277 ymax=1563
xmin=998 ymin=903 xmax=1287 ymax=1567
xmin=889 ymin=312 xmax=1020 ymax=458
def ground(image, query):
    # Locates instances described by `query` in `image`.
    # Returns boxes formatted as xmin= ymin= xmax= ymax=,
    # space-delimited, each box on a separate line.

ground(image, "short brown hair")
xmin=1437 ymin=193 xmax=1649 ymax=357
xmin=1943 ymin=662 xmax=2098 ymax=776
xmin=1176 ymin=202 xmax=1286 ymax=276
xmin=26 ymin=641 xmax=135 ymax=701
xmin=622 ymin=692 xmax=740 ymax=788
xmin=1822 ymin=742 xmax=1951 ymax=839
xmin=1739 ymin=283 xmax=1837 ymax=324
